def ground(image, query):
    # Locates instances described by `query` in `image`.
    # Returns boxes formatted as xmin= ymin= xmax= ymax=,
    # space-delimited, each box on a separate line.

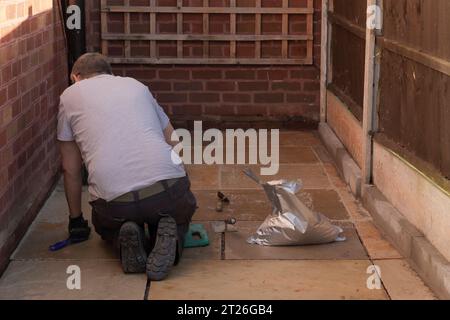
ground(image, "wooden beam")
xmin=328 ymin=12 xmax=366 ymax=40
xmin=150 ymin=0 xmax=156 ymax=58
xmin=378 ymin=37 xmax=450 ymax=77
xmin=107 ymin=57 xmax=313 ymax=65
xmin=306 ymin=0 xmax=314 ymax=62
xmin=282 ymin=0 xmax=289 ymax=59
xmin=102 ymin=6 xmax=314 ymax=14
xmin=124 ymin=0 xmax=130 ymax=57
xmin=101 ymin=0 xmax=108 ymax=55
xmin=102 ymin=34 xmax=313 ymax=41
xmin=327 ymin=0 xmax=334 ymax=82
xmin=320 ymin=0 xmax=329 ymax=123
xmin=203 ymin=0 xmax=209 ymax=58
xmin=362 ymin=0 xmax=378 ymax=186
xmin=230 ymin=0 xmax=236 ymax=59
xmin=177 ymin=0 xmax=183 ymax=58
xmin=255 ymin=0 xmax=261 ymax=59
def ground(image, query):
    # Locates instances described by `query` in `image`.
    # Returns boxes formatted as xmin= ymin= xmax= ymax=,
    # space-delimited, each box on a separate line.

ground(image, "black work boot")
xmin=119 ymin=222 xmax=147 ymax=274
xmin=146 ymin=216 xmax=177 ymax=281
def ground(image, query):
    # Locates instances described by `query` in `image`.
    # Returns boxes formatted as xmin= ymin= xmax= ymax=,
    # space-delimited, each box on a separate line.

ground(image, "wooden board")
xmin=382 ymin=0 xmax=450 ymax=62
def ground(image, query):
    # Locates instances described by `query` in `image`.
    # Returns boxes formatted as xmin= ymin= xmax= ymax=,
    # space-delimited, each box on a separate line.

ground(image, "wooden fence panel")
xmin=377 ymin=0 xmax=450 ymax=181
xmin=328 ymin=0 xmax=366 ymax=121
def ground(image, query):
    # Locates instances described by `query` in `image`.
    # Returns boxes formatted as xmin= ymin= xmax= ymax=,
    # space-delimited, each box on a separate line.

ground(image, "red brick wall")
xmin=86 ymin=0 xmax=322 ymax=127
xmin=0 ymin=0 xmax=68 ymax=273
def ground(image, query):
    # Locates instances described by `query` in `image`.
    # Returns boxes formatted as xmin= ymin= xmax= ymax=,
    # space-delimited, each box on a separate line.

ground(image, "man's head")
xmin=70 ymin=53 xmax=113 ymax=83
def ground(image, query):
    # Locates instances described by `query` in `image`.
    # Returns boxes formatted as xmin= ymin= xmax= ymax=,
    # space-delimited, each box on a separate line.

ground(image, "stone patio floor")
xmin=0 ymin=131 xmax=437 ymax=300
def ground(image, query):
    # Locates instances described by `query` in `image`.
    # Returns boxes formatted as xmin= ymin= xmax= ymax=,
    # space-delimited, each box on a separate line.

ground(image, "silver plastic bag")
xmin=244 ymin=169 xmax=346 ymax=246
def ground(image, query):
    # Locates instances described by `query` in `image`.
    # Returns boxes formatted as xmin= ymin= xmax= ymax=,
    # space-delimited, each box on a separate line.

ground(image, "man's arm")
xmin=163 ymin=122 xmax=178 ymax=148
xmin=59 ymin=141 xmax=83 ymax=219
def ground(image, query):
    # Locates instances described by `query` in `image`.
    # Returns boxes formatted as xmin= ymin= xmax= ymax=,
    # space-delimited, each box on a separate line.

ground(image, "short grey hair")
xmin=71 ymin=53 xmax=113 ymax=80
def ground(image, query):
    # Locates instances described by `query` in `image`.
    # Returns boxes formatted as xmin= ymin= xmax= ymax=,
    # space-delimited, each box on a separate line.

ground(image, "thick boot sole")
xmin=119 ymin=222 xmax=147 ymax=273
xmin=146 ymin=216 xmax=177 ymax=281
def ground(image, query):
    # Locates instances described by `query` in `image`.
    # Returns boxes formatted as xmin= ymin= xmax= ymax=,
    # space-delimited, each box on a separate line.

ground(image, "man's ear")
xmin=71 ymin=74 xmax=82 ymax=83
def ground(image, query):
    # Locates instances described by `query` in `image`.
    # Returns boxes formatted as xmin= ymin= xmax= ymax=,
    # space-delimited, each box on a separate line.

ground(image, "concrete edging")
xmin=318 ymin=122 xmax=362 ymax=197
xmin=363 ymin=185 xmax=450 ymax=300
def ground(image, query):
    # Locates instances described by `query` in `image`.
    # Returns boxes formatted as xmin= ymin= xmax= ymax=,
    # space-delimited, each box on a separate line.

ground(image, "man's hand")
xmin=68 ymin=215 xmax=91 ymax=241
xmin=59 ymin=141 xmax=83 ymax=219
xmin=163 ymin=122 xmax=178 ymax=148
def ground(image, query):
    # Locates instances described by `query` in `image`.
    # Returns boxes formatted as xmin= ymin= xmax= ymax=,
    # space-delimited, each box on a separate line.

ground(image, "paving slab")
xmin=183 ymin=222 xmax=221 ymax=260
xmin=220 ymin=164 xmax=330 ymax=190
xmin=10 ymin=188 xmax=115 ymax=261
xmin=323 ymin=163 xmax=348 ymax=189
xmin=220 ymin=165 xmax=268 ymax=189
xmin=192 ymin=188 xmax=348 ymax=222
xmin=149 ymin=259 xmax=388 ymax=300
xmin=225 ymin=221 xmax=368 ymax=260
xmin=355 ymin=221 xmax=402 ymax=260
xmin=278 ymin=131 xmax=322 ymax=147
xmin=0 ymin=260 xmax=147 ymax=300
xmin=278 ymin=146 xmax=319 ymax=164
xmin=192 ymin=190 xmax=272 ymax=221
xmin=312 ymin=144 xmax=334 ymax=164
xmin=374 ymin=259 xmax=436 ymax=300
xmin=182 ymin=135 xmax=321 ymax=164
xmin=12 ymin=220 xmax=117 ymax=261
xmin=34 ymin=188 xmax=92 ymax=224
xmin=300 ymin=189 xmax=349 ymax=220
xmin=185 ymin=165 xmax=220 ymax=190
xmin=236 ymin=146 xmax=319 ymax=164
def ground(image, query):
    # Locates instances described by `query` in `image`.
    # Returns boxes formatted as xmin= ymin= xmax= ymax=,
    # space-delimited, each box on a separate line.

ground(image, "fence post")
xmin=361 ymin=0 xmax=381 ymax=187
xmin=320 ymin=0 xmax=329 ymax=123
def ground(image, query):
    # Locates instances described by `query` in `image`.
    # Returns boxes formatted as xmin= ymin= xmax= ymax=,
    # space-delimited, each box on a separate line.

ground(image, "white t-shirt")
xmin=57 ymin=74 xmax=186 ymax=201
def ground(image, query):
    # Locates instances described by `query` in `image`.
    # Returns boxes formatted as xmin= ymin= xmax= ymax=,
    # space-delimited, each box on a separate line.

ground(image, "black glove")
xmin=68 ymin=215 xmax=91 ymax=241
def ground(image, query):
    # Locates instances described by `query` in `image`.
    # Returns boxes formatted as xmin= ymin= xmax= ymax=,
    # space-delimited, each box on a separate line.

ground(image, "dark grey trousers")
xmin=90 ymin=176 xmax=197 ymax=262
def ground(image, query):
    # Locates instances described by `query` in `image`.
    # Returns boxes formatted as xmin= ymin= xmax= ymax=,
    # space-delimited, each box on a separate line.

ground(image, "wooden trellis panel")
xmin=100 ymin=1 xmax=314 ymax=65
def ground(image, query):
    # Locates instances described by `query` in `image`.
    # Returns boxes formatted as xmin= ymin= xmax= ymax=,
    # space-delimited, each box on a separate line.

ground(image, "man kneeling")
xmin=57 ymin=53 xmax=197 ymax=280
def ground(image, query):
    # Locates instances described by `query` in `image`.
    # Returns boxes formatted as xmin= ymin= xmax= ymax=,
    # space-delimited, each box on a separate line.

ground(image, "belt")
xmin=112 ymin=178 xmax=181 ymax=203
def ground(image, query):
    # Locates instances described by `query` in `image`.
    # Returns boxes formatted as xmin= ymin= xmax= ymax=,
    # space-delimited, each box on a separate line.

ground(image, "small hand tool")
xmin=211 ymin=217 xmax=237 ymax=233
xmin=49 ymin=237 xmax=88 ymax=252
xmin=216 ymin=192 xmax=230 ymax=212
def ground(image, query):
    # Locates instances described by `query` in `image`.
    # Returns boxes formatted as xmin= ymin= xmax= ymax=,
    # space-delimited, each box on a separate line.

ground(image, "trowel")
xmin=211 ymin=218 xmax=238 ymax=233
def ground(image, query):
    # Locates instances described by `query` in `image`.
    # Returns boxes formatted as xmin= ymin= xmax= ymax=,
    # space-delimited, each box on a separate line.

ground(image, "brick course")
xmin=85 ymin=0 xmax=322 ymax=126
xmin=0 ymin=0 xmax=68 ymax=274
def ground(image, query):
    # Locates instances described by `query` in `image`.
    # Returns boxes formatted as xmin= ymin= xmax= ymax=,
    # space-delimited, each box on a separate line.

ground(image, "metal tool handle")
xmin=243 ymin=168 xmax=262 ymax=185
xmin=216 ymin=200 xmax=224 ymax=212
